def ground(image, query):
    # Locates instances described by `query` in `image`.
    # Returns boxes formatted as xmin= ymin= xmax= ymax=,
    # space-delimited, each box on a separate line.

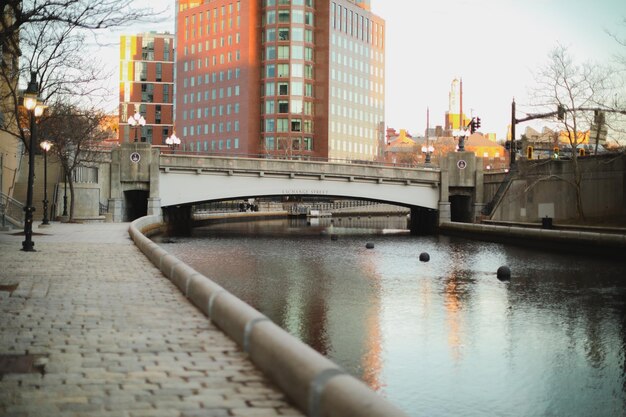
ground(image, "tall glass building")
xmin=175 ymin=0 xmax=385 ymax=161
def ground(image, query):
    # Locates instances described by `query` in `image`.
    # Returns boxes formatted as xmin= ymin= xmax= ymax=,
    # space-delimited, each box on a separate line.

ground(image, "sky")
xmin=97 ymin=0 xmax=626 ymax=139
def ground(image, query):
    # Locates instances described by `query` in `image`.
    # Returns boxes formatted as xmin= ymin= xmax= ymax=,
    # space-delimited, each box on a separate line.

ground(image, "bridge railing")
xmin=155 ymin=146 xmax=439 ymax=170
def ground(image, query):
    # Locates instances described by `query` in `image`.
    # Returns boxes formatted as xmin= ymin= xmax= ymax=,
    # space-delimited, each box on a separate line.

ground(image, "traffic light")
xmin=470 ymin=119 xmax=476 ymax=134
xmin=553 ymin=147 xmax=560 ymax=159
xmin=475 ymin=117 xmax=481 ymax=130
xmin=557 ymin=105 xmax=565 ymax=120
xmin=526 ymin=146 xmax=533 ymax=159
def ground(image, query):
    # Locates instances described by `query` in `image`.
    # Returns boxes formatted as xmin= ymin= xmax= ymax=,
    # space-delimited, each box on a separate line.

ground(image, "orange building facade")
xmin=119 ymin=33 xmax=175 ymax=144
xmin=175 ymin=0 xmax=385 ymax=160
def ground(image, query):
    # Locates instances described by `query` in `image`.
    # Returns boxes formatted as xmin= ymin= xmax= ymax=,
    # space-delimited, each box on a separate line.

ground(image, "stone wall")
xmin=492 ymin=154 xmax=625 ymax=222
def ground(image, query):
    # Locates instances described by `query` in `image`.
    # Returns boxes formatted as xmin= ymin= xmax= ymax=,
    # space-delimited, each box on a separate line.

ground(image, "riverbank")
xmin=440 ymin=220 xmax=626 ymax=258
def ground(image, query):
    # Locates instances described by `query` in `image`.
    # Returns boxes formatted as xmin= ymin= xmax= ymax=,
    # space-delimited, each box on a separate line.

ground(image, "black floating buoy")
xmin=365 ymin=242 xmax=375 ymax=249
xmin=497 ymin=266 xmax=511 ymax=281
xmin=419 ymin=252 xmax=430 ymax=262
xmin=331 ymin=234 xmax=338 ymax=241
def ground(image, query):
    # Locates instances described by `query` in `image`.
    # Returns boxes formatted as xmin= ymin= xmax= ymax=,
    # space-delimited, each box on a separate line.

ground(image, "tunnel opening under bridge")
xmin=165 ymin=196 xmax=439 ymax=236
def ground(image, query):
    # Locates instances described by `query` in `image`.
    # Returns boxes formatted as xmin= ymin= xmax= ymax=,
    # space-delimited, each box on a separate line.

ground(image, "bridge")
xmin=108 ymin=143 xmax=486 ymax=234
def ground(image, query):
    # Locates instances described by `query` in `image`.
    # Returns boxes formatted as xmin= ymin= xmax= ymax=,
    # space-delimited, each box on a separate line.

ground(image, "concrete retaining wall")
xmin=129 ymin=215 xmax=408 ymax=417
xmin=440 ymin=221 xmax=626 ymax=256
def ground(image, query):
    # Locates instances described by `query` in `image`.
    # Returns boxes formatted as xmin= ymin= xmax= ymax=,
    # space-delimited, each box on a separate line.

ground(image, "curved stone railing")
xmin=129 ymin=215 xmax=408 ymax=417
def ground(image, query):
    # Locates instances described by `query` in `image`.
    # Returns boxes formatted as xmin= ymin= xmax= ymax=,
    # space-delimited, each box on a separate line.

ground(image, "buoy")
xmin=331 ymin=234 xmax=338 ymax=241
xmin=497 ymin=266 xmax=511 ymax=280
xmin=419 ymin=252 xmax=430 ymax=262
xmin=365 ymin=242 xmax=375 ymax=249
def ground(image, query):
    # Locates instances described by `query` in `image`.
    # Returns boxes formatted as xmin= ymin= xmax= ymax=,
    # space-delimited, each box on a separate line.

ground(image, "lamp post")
xmin=22 ymin=71 xmax=45 ymax=251
xmin=421 ymin=145 xmax=435 ymax=164
xmin=39 ymin=140 xmax=52 ymax=225
xmin=127 ymin=111 xmax=146 ymax=142
xmin=165 ymin=133 xmax=181 ymax=153
xmin=62 ymin=169 xmax=68 ymax=217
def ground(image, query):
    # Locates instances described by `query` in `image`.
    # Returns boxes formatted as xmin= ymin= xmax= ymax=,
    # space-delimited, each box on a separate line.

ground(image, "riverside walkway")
xmin=0 ymin=222 xmax=303 ymax=417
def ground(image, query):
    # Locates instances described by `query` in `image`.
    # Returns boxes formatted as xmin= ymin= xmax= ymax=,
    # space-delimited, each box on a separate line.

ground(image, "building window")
xmin=278 ymin=28 xmax=290 ymax=41
xmin=303 ymin=136 xmax=313 ymax=150
xmin=277 ymin=64 xmax=289 ymax=77
xmin=277 ymin=118 xmax=289 ymax=132
xmin=278 ymin=10 xmax=290 ymax=23
xmin=291 ymin=119 xmax=302 ymax=132
xmin=277 ymin=46 xmax=290 ymax=59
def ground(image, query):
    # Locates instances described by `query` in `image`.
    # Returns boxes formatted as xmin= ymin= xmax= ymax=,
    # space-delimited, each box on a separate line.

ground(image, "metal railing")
xmin=0 ymin=192 xmax=25 ymax=228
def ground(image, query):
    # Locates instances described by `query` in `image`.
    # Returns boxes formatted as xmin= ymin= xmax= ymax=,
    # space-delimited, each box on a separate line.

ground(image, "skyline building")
xmin=175 ymin=0 xmax=385 ymax=160
xmin=119 ymin=32 xmax=175 ymax=144
xmin=444 ymin=78 xmax=470 ymax=136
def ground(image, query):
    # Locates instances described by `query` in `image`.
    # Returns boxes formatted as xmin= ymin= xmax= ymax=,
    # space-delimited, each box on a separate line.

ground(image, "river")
xmin=156 ymin=216 xmax=626 ymax=417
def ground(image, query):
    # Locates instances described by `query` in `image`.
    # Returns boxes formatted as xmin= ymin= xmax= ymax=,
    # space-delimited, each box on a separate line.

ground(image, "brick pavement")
xmin=0 ymin=222 xmax=303 ymax=417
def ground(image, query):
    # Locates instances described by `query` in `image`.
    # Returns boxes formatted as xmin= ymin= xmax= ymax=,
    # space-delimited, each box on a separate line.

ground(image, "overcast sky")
xmin=98 ymin=0 xmax=625 ymax=138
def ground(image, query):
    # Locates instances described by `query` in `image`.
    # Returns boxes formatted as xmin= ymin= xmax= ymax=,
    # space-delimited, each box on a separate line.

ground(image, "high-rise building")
xmin=119 ymin=32 xmax=175 ymax=144
xmin=444 ymin=78 xmax=470 ymax=135
xmin=175 ymin=0 xmax=385 ymax=161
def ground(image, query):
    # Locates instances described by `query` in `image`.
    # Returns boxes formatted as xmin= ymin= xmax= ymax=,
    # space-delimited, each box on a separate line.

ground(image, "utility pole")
xmin=510 ymin=99 xmax=516 ymax=166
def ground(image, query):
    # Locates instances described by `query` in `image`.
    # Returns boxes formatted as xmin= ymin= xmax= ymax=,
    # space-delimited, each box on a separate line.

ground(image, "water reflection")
xmin=156 ymin=217 xmax=626 ymax=417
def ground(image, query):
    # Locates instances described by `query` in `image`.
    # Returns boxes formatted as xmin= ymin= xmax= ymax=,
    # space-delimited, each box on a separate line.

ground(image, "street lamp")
xmin=421 ymin=145 xmax=435 ymax=164
xmin=39 ymin=140 xmax=52 ymax=225
xmin=22 ymin=71 xmax=45 ymax=251
xmin=62 ymin=169 xmax=68 ymax=218
xmin=127 ymin=111 xmax=146 ymax=142
xmin=165 ymin=133 xmax=181 ymax=153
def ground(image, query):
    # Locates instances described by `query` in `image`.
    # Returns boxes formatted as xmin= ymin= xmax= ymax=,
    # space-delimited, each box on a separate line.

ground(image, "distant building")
xmin=444 ymin=78 xmax=470 ymax=135
xmin=520 ymin=126 xmax=593 ymax=159
xmin=384 ymin=128 xmax=418 ymax=165
xmin=465 ymin=133 xmax=507 ymax=169
xmin=175 ymin=0 xmax=385 ymax=161
xmin=119 ymin=32 xmax=175 ymax=144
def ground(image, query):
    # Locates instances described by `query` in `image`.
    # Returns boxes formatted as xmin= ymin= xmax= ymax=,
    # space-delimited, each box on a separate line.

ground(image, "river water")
xmin=156 ymin=217 xmax=626 ymax=417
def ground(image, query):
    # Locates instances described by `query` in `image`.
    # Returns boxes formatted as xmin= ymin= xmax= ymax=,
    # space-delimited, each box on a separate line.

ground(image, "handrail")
xmin=0 ymin=191 xmax=25 ymax=227
xmin=481 ymin=168 xmax=516 ymax=217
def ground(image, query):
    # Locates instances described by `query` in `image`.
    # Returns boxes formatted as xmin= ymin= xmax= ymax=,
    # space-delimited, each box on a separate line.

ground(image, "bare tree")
xmin=38 ymin=102 xmax=111 ymax=221
xmin=1 ymin=0 xmax=164 ymax=147
xmin=529 ymin=45 xmax=619 ymax=220
xmin=1 ymin=1 xmax=164 ymax=59
xmin=605 ymin=17 xmax=626 ymax=145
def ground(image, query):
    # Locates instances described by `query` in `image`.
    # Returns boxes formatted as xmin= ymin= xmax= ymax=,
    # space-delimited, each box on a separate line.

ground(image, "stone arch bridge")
xmin=108 ymin=143 xmax=486 ymax=234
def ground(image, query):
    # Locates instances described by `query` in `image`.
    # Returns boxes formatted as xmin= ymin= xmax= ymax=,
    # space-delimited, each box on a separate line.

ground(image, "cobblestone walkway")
xmin=0 ymin=223 xmax=303 ymax=417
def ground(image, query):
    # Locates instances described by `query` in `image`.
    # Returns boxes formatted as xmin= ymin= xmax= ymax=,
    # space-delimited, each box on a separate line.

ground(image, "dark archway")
xmin=450 ymin=195 xmax=473 ymax=223
xmin=124 ymin=190 xmax=148 ymax=221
